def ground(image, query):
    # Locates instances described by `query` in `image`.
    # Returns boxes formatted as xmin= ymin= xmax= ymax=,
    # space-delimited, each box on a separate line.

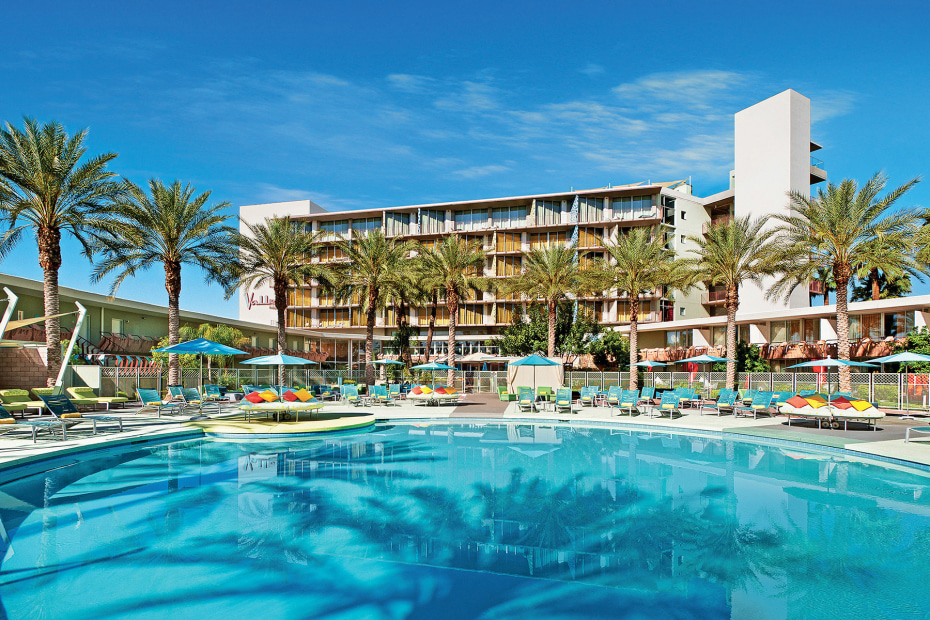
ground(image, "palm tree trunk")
xmin=446 ymin=289 xmax=458 ymax=386
xmin=628 ymin=297 xmax=639 ymax=391
xmin=365 ymin=290 xmax=376 ymax=386
xmin=834 ymin=270 xmax=852 ymax=392
xmin=725 ymin=287 xmax=739 ymax=391
xmin=547 ymin=298 xmax=557 ymax=357
xmin=274 ymin=279 xmax=288 ymax=386
xmin=398 ymin=301 xmax=412 ymax=367
xmin=870 ymin=268 xmax=880 ymax=301
xmin=37 ymin=226 xmax=62 ymax=388
xmin=424 ymin=292 xmax=437 ymax=362
xmin=164 ymin=260 xmax=182 ymax=385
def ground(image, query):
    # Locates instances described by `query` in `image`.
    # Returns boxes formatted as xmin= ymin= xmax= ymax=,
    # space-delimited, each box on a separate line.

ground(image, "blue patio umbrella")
xmin=785 ymin=358 xmax=877 ymax=398
xmin=867 ymin=352 xmax=930 ymax=417
xmin=371 ymin=359 xmax=406 ymax=365
xmin=241 ymin=354 xmax=319 ymax=387
xmin=411 ymin=361 xmax=456 ymax=387
xmin=508 ymin=354 xmax=560 ymax=392
xmin=155 ymin=338 xmax=248 ymax=392
xmin=632 ymin=360 xmax=668 ymax=367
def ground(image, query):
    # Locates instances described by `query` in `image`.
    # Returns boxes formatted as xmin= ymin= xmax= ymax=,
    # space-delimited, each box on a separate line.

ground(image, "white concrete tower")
xmin=734 ymin=89 xmax=826 ymax=312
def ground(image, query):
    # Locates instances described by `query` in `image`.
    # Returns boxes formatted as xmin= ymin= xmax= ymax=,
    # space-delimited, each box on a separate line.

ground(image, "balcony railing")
xmin=702 ymin=217 xmax=732 ymax=233
xmin=701 ymin=290 xmax=727 ymax=304
xmin=809 ymin=280 xmax=825 ymax=295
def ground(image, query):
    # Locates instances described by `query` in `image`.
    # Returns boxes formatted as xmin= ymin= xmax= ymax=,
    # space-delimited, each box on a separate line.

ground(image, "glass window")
xmin=495 ymin=256 xmax=522 ymax=277
xmin=420 ymin=209 xmax=445 ymax=235
xmin=612 ymin=195 xmax=655 ymax=220
xmin=577 ymin=300 xmax=602 ymax=321
xmin=577 ymin=228 xmax=602 ymax=248
xmin=319 ymin=308 xmax=351 ymax=327
xmin=495 ymin=232 xmax=521 ymax=252
xmin=454 ymin=209 xmax=489 ymax=231
xmin=579 ymin=251 xmax=603 ymax=271
xmin=353 ymin=217 xmax=381 ymax=236
xmin=385 ymin=212 xmax=410 ymax=236
xmin=666 ymin=329 xmax=692 ymax=349
xmin=491 ymin=206 xmax=527 ymax=228
xmin=849 ymin=314 xmax=882 ymax=340
xmin=496 ymin=303 xmax=518 ymax=324
xmin=578 ymin=197 xmax=604 ymax=223
xmin=711 ymin=326 xmax=727 ymax=348
xmin=529 ymin=231 xmax=567 ymax=250
xmin=884 ymin=311 xmax=914 ymax=339
xmin=536 ymin=200 xmax=561 ymax=226
xmin=417 ymin=306 xmax=449 ymax=327
xmin=803 ymin=319 xmax=820 ymax=342
xmin=458 ymin=304 xmax=484 ymax=325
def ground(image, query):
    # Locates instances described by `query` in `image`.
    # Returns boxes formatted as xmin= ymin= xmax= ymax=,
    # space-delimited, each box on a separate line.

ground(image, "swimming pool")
xmin=1 ymin=421 xmax=929 ymax=619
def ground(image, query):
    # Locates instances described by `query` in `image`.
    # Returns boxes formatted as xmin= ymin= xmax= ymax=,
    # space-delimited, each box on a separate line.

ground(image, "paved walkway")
xmin=1 ymin=394 xmax=930 ymax=473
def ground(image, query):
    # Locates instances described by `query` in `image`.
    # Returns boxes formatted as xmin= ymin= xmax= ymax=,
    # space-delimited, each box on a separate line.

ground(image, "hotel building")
xmin=238 ymin=90 xmax=927 ymax=367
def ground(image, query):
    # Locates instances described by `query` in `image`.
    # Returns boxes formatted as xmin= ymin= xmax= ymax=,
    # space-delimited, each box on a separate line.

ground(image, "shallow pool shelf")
xmin=185 ymin=412 xmax=376 ymax=438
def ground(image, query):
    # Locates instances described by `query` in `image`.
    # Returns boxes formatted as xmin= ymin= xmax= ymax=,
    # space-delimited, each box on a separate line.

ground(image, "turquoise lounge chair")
xmin=656 ymin=391 xmax=681 ymax=418
xmin=517 ymin=387 xmax=536 ymax=412
xmin=614 ymin=389 xmax=639 ymax=416
xmin=555 ymin=388 xmax=572 ymax=414
xmin=137 ymin=388 xmax=183 ymax=418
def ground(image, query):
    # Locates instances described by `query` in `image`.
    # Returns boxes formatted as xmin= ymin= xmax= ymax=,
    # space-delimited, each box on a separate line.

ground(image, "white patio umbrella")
xmin=870 ymin=351 xmax=930 ymax=418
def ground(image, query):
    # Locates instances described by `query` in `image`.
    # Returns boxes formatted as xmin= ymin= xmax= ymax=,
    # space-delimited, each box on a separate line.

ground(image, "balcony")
xmin=810 ymin=156 xmax=827 ymax=184
xmin=701 ymin=290 xmax=727 ymax=305
xmin=702 ymin=216 xmax=732 ymax=234
xmin=809 ymin=280 xmax=825 ymax=295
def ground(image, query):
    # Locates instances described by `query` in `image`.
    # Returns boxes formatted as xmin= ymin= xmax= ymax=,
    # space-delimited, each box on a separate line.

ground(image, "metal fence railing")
xmin=91 ymin=368 xmax=929 ymax=411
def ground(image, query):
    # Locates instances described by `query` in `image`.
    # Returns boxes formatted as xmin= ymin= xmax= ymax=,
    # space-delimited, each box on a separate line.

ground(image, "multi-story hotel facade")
xmin=238 ymin=89 xmax=928 ymax=367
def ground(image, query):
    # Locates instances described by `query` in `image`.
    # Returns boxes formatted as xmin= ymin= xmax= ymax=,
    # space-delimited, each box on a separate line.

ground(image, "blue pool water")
xmin=1 ymin=422 xmax=930 ymax=619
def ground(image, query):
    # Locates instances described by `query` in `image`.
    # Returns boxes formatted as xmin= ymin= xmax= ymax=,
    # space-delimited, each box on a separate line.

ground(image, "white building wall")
xmin=734 ymin=89 xmax=813 ymax=312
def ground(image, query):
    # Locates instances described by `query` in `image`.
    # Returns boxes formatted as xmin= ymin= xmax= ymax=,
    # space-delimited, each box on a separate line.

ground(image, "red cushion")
xmin=411 ymin=386 xmax=423 ymax=395
xmin=282 ymin=390 xmax=298 ymax=402
xmin=434 ymin=387 xmax=447 ymax=394
xmin=245 ymin=392 xmax=264 ymax=404
xmin=831 ymin=396 xmax=851 ymax=404
xmin=832 ymin=400 xmax=853 ymax=410
xmin=786 ymin=395 xmax=809 ymax=408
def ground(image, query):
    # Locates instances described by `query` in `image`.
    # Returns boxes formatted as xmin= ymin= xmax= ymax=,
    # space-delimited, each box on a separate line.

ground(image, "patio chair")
xmin=0 ymin=389 xmax=49 ymax=416
xmin=736 ymin=391 xmax=775 ymax=419
xmin=614 ymin=389 xmax=639 ymax=416
xmin=66 ymin=386 xmax=129 ymax=410
xmin=0 ymin=403 xmax=64 ymax=442
xmin=678 ymin=387 xmax=700 ymax=408
xmin=32 ymin=387 xmax=98 ymax=411
xmin=38 ymin=394 xmax=124 ymax=436
xmin=638 ymin=386 xmax=655 ymax=404
xmin=517 ymin=387 xmax=536 ymax=413
xmin=739 ymin=388 xmax=758 ymax=405
xmin=137 ymin=388 xmax=184 ymax=417
xmin=389 ymin=384 xmax=403 ymax=400
xmin=498 ymin=385 xmax=517 ymax=402
xmin=203 ymin=385 xmax=225 ymax=403
xmin=555 ymin=388 xmax=573 ymax=415
xmin=605 ymin=386 xmax=622 ymax=409
xmin=342 ymin=385 xmax=364 ymax=406
xmin=578 ymin=386 xmax=597 ymax=407
xmin=701 ymin=390 xmax=738 ymax=416
xmin=183 ymin=388 xmax=221 ymax=416
xmin=372 ymin=385 xmax=396 ymax=406
xmin=656 ymin=390 xmax=681 ymax=418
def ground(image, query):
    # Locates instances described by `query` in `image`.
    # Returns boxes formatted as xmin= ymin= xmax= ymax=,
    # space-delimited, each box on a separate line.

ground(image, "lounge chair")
xmin=389 ymin=384 xmax=403 ymax=400
xmin=656 ymin=390 xmax=681 ymax=418
xmin=372 ymin=385 xmax=396 ymax=406
xmin=203 ymin=385 xmax=225 ymax=403
xmin=66 ymin=386 xmax=129 ymax=410
xmin=498 ymin=385 xmax=517 ymax=402
xmin=738 ymin=388 xmax=758 ymax=405
xmin=579 ymin=386 xmax=597 ymax=407
xmin=678 ymin=387 xmax=700 ymax=408
xmin=342 ymin=385 xmax=364 ymax=406
xmin=614 ymin=389 xmax=639 ymax=416
xmin=605 ymin=386 xmax=622 ymax=409
xmin=136 ymin=388 xmax=184 ymax=417
xmin=0 ymin=403 xmax=64 ymax=442
xmin=38 ymin=394 xmax=123 ymax=436
xmin=0 ymin=389 xmax=46 ymax=415
xmin=33 ymin=386 xmax=99 ymax=410
xmin=736 ymin=391 xmax=775 ymax=419
xmin=638 ymin=386 xmax=655 ymax=405
xmin=702 ymin=389 xmax=737 ymax=416
xmin=555 ymin=388 xmax=573 ymax=414
xmin=517 ymin=387 xmax=536 ymax=413
xmin=183 ymin=388 xmax=221 ymax=416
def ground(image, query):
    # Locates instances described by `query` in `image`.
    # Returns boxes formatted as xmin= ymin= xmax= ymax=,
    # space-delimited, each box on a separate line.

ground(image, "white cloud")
xmin=452 ymin=164 xmax=510 ymax=179
xmin=810 ymin=89 xmax=856 ymax=123
xmin=612 ymin=70 xmax=749 ymax=110
xmin=581 ymin=63 xmax=605 ymax=76
xmin=386 ymin=73 xmax=435 ymax=94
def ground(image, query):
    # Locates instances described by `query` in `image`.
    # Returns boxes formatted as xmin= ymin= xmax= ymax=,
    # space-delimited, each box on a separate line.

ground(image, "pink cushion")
xmin=411 ymin=386 xmax=423 ymax=395
xmin=245 ymin=392 xmax=264 ymax=404
xmin=832 ymin=400 xmax=853 ymax=410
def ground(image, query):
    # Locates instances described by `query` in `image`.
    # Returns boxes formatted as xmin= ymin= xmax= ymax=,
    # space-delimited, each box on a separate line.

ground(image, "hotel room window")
xmin=491 ymin=206 xmax=527 ymax=228
xmin=536 ymin=200 xmax=560 ymax=226
xmin=496 ymin=232 xmax=521 ymax=252
xmin=353 ymin=217 xmax=381 ymax=237
xmin=454 ymin=209 xmax=489 ymax=231
xmin=385 ymin=212 xmax=410 ymax=236
xmin=420 ymin=209 xmax=445 ymax=234
xmin=578 ymin=197 xmax=604 ymax=223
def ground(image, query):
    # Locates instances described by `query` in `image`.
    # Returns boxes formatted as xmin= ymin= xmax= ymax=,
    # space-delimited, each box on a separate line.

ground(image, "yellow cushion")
xmin=294 ymin=388 xmax=313 ymax=402
xmin=0 ymin=418 xmax=15 ymax=425
xmin=850 ymin=400 xmax=873 ymax=412
xmin=61 ymin=413 xmax=82 ymax=419
xmin=804 ymin=398 xmax=828 ymax=409
xmin=146 ymin=401 xmax=163 ymax=406
xmin=420 ymin=386 xmax=433 ymax=394
xmin=259 ymin=390 xmax=279 ymax=402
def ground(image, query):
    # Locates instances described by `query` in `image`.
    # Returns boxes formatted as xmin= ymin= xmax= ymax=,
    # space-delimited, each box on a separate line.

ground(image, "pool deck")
xmin=1 ymin=394 xmax=929 ymax=472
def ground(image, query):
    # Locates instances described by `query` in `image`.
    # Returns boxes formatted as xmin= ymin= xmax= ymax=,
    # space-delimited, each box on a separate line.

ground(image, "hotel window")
xmin=317 ymin=291 xmax=336 ymax=307
xmin=287 ymin=288 xmax=311 ymax=306
xmin=578 ymin=197 xmax=604 ymax=223
xmin=617 ymin=301 xmax=630 ymax=321
xmin=849 ymin=314 xmax=882 ymax=340
xmin=536 ymin=200 xmax=561 ymax=226
xmin=496 ymin=303 xmax=518 ymax=324
xmin=530 ymin=231 xmax=567 ymax=250
xmin=740 ymin=324 xmax=751 ymax=344
xmin=666 ymin=329 xmax=692 ymax=349
xmin=612 ymin=195 xmax=655 ymax=220
xmin=496 ymin=256 xmax=522 ymax=277
xmin=884 ymin=311 xmax=914 ymax=339
xmin=578 ymin=252 xmax=603 ymax=271
xmin=463 ymin=234 xmax=485 ymax=249
xmin=491 ymin=206 xmax=527 ymax=228
xmin=711 ymin=326 xmax=727 ymax=348
xmin=577 ymin=300 xmax=602 ymax=321
xmin=803 ymin=319 xmax=820 ymax=342
xmin=497 ymin=289 xmax=520 ymax=301
xmin=420 ymin=209 xmax=445 ymax=235
xmin=385 ymin=212 xmax=410 ymax=236
xmin=577 ymin=228 xmax=603 ymax=248
xmin=458 ymin=304 xmax=484 ymax=325
xmin=418 ymin=306 xmax=449 ymax=326
xmin=319 ymin=308 xmax=350 ymax=327
xmin=771 ymin=320 xmax=802 ymax=343
xmin=353 ymin=217 xmax=381 ymax=237
xmin=496 ymin=232 xmax=521 ymax=252
xmin=318 ymin=245 xmax=346 ymax=261
xmin=350 ymin=308 xmax=365 ymax=327
xmin=454 ymin=208 xmax=489 ymax=231
xmin=320 ymin=220 xmax=349 ymax=239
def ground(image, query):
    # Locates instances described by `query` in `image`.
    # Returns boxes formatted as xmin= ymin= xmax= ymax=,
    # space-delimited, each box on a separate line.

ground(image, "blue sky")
xmin=2 ymin=0 xmax=929 ymax=317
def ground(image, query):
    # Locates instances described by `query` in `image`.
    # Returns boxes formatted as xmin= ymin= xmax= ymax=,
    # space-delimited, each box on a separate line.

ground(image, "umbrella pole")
xmin=902 ymin=365 xmax=915 ymax=420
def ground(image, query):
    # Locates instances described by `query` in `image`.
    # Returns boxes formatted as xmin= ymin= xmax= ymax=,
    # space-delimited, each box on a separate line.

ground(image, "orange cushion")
xmin=444 ymin=387 xmax=457 ymax=394
xmin=282 ymin=390 xmax=298 ymax=402
xmin=0 ymin=418 xmax=15 ymax=425
xmin=244 ymin=392 xmax=264 ymax=404
xmin=807 ymin=394 xmax=826 ymax=403
xmin=259 ymin=390 xmax=278 ymax=402
xmin=294 ymin=388 xmax=314 ymax=402
xmin=804 ymin=398 xmax=828 ymax=409
xmin=850 ymin=400 xmax=873 ymax=412
xmin=411 ymin=386 xmax=423 ymax=395
xmin=61 ymin=413 xmax=82 ymax=419
xmin=832 ymin=400 xmax=853 ymax=410
xmin=786 ymin=395 xmax=808 ymax=408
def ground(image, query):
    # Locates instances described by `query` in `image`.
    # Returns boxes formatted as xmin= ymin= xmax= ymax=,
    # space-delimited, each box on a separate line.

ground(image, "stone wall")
xmin=0 ymin=347 xmax=49 ymax=390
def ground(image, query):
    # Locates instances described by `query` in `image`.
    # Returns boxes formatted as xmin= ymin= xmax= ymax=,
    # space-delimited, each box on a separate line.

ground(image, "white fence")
xmin=90 ymin=367 xmax=927 ymax=412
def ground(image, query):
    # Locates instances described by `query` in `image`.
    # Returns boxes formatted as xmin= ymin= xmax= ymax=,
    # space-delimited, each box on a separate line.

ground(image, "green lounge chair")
xmin=701 ymin=390 xmax=737 ymax=416
xmin=342 ymin=385 xmax=364 ymax=406
xmin=67 ymin=386 xmax=129 ymax=410
xmin=615 ymin=389 xmax=639 ymax=416
xmin=372 ymin=385 xmax=396 ymax=406
xmin=32 ymin=387 xmax=98 ymax=410
xmin=736 ymin=391 xmax=775 ymax=419
xmin=656 ymin=390 xmax=681 ymax=418
xmin=0 ymin=389 xmax=46 ymax=415
xmin=498 ymin=385 xmax=517 ymax=402
xmin=605 ymin=386 xmax=622 ymax=409
xmin=579 ymin=386 xmax=597 ymax=407
xmin=638 ymin=387 xmax=655 ymax=404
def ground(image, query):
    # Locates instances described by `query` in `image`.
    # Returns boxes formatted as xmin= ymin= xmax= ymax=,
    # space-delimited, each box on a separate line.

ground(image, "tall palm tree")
xmin=0 ymin=118 xmax=122 ymax=386
xmin=92 ymin=179 xmax=234 ymax=385
xmin=417 ymin=235 xmax=490 ymax=384
xmin=504 ymin=244 xmax=590 ymax=357
xmin=684 ymin=216 xmax=778 ymax=390
xmin=228 ymin=217 xmax=330 ymax=384
xmin=811 ymin=265 xmax=835 ymax=306
xmin=332 ymin=229 xmax=416 ymax=385
xmin=852 ymin=236 xmax=921 ymax=301
xmin=594 ymin=226 xmax=692 ymax=390
xmin=769 ymin=173 xmax=921 ymax=391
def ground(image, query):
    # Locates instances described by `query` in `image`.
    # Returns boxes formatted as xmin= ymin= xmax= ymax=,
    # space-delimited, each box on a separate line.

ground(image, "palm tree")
xmin=228 ymin=217 xmax=331 ymax=384
xmin=852 ymin=236 xmax=921 ymax=301
xmin=417 ymin=235 xmax=490 ymax=384
xmin=332 ymin=229 xmax=416 ymax=385
xmin=92 ymin=179 xmax=234 ymax=385
xmin=684 ymin=216 xmax=778 ymax=390
xmin=594 ymin=226 xmax=692 ymax=390
xmin=0 ymin=118 xmax=122 ymax=386
xmin=504 ymin=244 xmax=591 ymax=357
xmin=811 ymin=265 xmax=835 ymax=306
xmin=769 ymin=173 xmax=921 ymax=391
